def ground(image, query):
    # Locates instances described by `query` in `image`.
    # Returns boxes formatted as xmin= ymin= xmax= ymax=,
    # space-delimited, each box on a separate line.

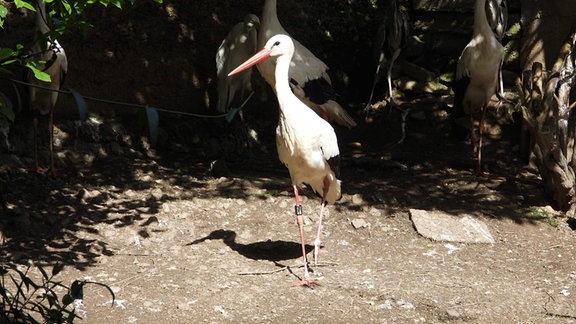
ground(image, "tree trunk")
xmin=521 ymin=29 xmax=576 ymax=216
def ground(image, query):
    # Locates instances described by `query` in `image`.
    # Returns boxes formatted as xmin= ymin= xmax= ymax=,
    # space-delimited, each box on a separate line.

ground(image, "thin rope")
xmin=5 ymin=77 xmax=254 ymax=120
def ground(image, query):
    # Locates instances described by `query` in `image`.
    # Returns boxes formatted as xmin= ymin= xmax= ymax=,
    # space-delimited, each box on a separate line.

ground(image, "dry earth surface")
xmin=1 ymin=1 xmax=576 ymax=323
xmin=2 ymin=97 xmax=576 ymax=323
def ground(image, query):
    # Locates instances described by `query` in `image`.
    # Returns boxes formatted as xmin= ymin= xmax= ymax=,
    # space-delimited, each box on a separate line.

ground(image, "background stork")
xmin=257 ymin=0 xmax=356 ymax=129
xmin=215 ymin=14 xmax=260 ymax=114
xmin=27 ymin=0 xmax=68 ymax=177
xmin=229 ymin=34 xmax=342 ymax=287
xmin=365 ymin=0 xmax=409 ymax=110
xmin=453 ymin=0 xmax=507 ymax=175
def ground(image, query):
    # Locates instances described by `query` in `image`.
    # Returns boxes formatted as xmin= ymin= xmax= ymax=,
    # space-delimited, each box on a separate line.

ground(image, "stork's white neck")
xmin=274 ymin=52 xmax=294 ymax=112
xmin=35 ymin=1 xmax=50 ymax=34
xmin=260 ymin=0 xmax=287 ymax=46
xmin=473 ymin=0 xmax=492 ymax=37
xmin=262 ymin=0 xmax=280 ymax=28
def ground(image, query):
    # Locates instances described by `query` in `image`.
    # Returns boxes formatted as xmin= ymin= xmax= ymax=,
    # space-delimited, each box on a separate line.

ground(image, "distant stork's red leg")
xmin=30 ymin=114 xmax=44 ymax=174
xmin=292 ymin=185 xmax=319 ymax=287
xmin=476 ymin=104 xmax=488 ymax=176
xmin=469 ymin=113 xmax=479 ymax=172
xmin=47 ymin=108 xmax=59 ymax=178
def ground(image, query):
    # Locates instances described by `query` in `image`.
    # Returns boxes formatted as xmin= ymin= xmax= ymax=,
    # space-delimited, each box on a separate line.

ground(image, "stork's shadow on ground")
xmin=188 ymin=229 xmax=314 ymax=262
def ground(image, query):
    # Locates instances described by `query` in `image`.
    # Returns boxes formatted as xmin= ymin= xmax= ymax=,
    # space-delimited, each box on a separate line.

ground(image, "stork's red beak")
xmin=228 ymin=47 xmax=272 ymax=76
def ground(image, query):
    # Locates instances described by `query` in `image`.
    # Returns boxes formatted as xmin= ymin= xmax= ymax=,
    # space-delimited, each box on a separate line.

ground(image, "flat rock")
xmin=410 ymin=209 xmax=495 ymax=243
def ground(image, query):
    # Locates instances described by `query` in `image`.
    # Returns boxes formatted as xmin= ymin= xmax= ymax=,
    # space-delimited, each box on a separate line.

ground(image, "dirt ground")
xmin=2 ymin=95 xmax=576 ymax=323
xmin=1 ymin=1 xmax=576 ymax=323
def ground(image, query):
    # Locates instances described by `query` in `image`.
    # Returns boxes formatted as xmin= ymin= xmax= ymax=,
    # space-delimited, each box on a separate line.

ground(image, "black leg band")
xmin=295 ymin=204 xmax=302 ymax=215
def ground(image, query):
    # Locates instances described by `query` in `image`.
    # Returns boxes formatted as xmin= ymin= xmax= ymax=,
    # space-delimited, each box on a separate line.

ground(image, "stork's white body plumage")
xmin=216 ymin=14 xmax=260 ymax=113
xmin=229 ymin=34 xmax=341 ymax=286
xmin=456 ymin=8 xmax=503 ymax=113
xmin=275 ymin=80 xmax=341 ymax=206
xmin=455 ymin=0 xmax=506 ymax=175
xmin=257 ymin=0 xmax=356 ymax=128
xmin=28 ymin=0 xmax=68 ymax=177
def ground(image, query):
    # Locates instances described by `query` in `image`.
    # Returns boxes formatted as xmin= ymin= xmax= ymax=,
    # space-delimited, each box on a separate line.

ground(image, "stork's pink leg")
xmin=476 ymin=105 xmax=488 ymax=176
xmin=29 ymin=115 xmax=45 ymax=174
xmin=387 ymin=72 xmax=395 ymax=105
xmin=292 ymin=185 xmax=319 ymax=287
xmin=47 ymin=109 xmax=59 ymax=178
xmin=469 ymin=113 xmax=480 ymax=174
xmin=313 ymin=176 xmax=330 ymax=271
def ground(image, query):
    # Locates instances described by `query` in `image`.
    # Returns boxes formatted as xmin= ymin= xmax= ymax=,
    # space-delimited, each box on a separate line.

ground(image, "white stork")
xmin=365 ymin=0 xmax=409 ymax=110
xmin=229 ymin=34 xmax=342 ymax=287
xmin=454 ymin=0 xmax=507 ymax=175
xmin=27 ymin=0 xmax=68 ymax=178
xmin=257 ymin=0 xmax=356 ymax=129
xmin=216 ymin=14 xmax=260 ymax=114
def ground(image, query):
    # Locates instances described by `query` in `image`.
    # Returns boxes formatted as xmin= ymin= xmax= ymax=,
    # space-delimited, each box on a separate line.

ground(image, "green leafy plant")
xmin=1 ymin=0 xmax=164 ymax=81
xmin=526 ymin=206 xmax=558 ymax=227
xmin=0 ymin=263 xmax=115 ymax=323
xmin=0 ymin=0 xmax=164 ymax=142
xmin=254 ymin=189 xmax=281 ymax=199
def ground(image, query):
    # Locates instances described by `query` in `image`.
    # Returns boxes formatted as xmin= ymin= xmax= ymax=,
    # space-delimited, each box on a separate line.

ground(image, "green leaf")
xmin=0 ymin=6 xmax=7 ymax=26
xmin=15 ymin=269 xmax=32 ymax=290
xmin=0 ymin=47 xmax=16 ymax=63
xmin=60 ymin=0 xmax=73 ymax=15
xmin=14 ymin=0 xmax=35 ymax=11
xmin=61 ymin=293 xmax=74 ymax=306
xmin=38 ymin=265 xmax=51 ymax=281
xmin=52 ymin=263 xmax=64 ymax=276
xmin=26 ymin=63 xmax=52 ymax=82
xmin=110 ymin=0 xmax=123 ymax=9
xmin=0 ymin=285 xmax=8 ymax=299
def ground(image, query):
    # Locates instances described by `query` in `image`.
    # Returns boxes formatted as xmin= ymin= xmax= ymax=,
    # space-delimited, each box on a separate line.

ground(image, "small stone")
xmin=177 ymin=302 xmax=191 ymax=311
xmin=446 ymin=309 xmax=461 ymax=319
xmin=369 ymin=207 xmax=382 ymax=217
xmin=351 ymin=218 xmax=370 ymax=229
xmin=150 ymin=188 xmax=163 ymax=200
xmin=351 ymin=194 xmax=364 ymax=205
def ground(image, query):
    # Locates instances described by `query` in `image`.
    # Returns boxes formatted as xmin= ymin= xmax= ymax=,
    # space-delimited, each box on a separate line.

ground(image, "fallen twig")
xmin=237 ymin=261 xmax=339 ymax=276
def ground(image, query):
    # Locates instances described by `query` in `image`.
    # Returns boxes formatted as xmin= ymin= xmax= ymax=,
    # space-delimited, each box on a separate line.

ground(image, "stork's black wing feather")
xmin=451 ymin=75 xmax=471 ymax=140
xmin=326 ymin=153 xmax=340 ymax=179
xmin=290 ymin=77 xmax=338 ymax=106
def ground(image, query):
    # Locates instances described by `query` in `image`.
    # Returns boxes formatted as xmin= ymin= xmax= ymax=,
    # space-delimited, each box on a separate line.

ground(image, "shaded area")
xmin=0 ymin=0 xmax=562 ymax=279
xmin=188 ymin=229 xmax=314 ymax=262
xmin=0 ymin=86 xmax=551 ymax=274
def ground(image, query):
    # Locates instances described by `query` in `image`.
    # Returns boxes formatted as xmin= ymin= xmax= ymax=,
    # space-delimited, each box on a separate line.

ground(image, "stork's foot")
xmin=46 ymin=168 xmax=61 ymax=179
xmin=363 ymin=100 xmax=388 ymax=122
xmin=293 ymin=277 xmax=321 ymax=288
xmin=29 ymin=165 xmax=46 ymax=175
xmin=474 ymin=169 xmax=489 ymax=177
xmin=29 ymin=165 xmax=61 ymax=178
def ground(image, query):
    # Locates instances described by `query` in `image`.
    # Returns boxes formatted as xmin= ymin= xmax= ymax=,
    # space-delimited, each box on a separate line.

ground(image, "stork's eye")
xmin=273 ymin=41 xmax=280 ymax=46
